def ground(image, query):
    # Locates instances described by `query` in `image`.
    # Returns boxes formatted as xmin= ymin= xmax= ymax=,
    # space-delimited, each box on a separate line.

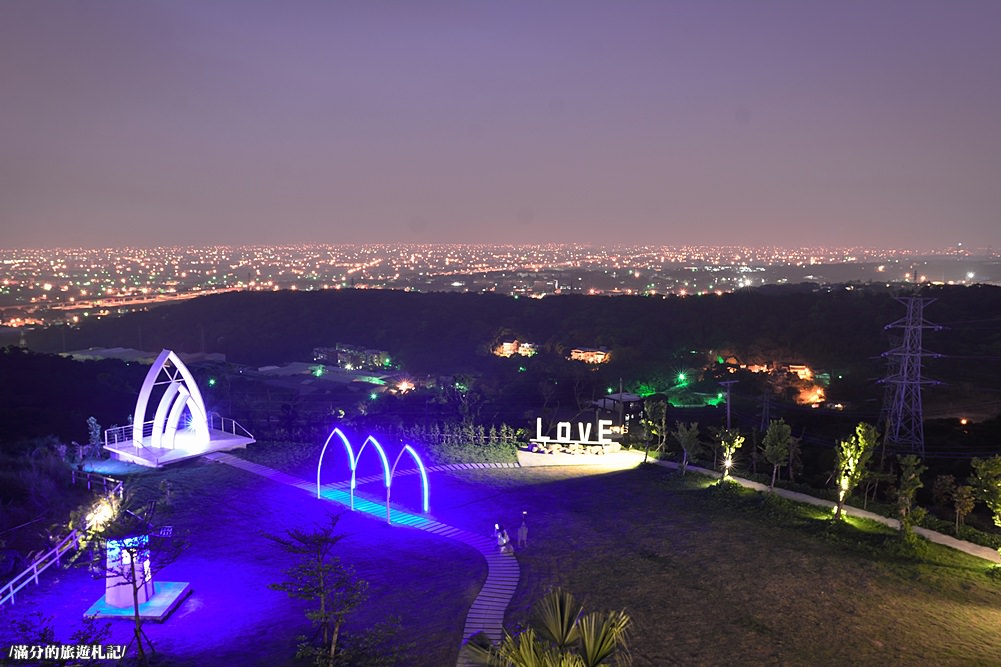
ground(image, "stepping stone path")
xmin=205 ymin=452 xmax=520 ymax=665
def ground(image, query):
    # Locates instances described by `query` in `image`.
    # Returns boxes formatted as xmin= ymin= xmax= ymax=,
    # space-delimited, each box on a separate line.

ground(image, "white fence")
xmin=0 ymin=473 xmax=123 ymax=606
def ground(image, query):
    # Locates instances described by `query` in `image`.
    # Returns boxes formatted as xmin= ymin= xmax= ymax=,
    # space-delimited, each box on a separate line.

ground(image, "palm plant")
xmin=467 ymin=587 xmax=631 ymax=667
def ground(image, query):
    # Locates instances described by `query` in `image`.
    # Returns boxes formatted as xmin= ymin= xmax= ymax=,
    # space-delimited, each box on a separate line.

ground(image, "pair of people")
xmin=495 ymin=516 xmax=528 ymax=553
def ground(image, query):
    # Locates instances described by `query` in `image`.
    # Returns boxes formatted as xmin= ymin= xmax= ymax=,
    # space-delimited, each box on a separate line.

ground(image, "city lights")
xmin=2 ymin=244 xmax=990 ymax=328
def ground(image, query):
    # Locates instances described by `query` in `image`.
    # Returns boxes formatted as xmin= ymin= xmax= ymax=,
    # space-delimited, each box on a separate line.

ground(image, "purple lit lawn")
xmin=0 ymin=457 xmax=485 ymax=666
xmin=5 ymin=445 xmax=1001 ymax=665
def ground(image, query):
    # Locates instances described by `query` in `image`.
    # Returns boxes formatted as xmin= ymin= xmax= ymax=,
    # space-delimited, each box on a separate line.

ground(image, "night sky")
xmin=2 ymin=1 xmax=999 ymax=251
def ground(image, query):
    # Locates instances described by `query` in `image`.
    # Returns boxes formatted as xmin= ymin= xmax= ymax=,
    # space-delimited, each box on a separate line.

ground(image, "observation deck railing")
xmin=209 ymin=413 xmax=253 ymax=439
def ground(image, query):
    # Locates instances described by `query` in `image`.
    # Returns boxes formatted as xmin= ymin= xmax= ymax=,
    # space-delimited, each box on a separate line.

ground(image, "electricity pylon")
xmin=880 ymin=296 xmax=941 ymax=458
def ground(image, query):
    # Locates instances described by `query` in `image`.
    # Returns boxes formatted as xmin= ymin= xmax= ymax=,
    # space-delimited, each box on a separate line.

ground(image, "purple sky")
xmin=2 ymin=1 xmax=999 ymax=251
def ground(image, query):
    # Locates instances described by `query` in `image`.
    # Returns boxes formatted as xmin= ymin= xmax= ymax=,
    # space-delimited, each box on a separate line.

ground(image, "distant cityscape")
xmin=1 ymin=243 xmax=997 ymax=327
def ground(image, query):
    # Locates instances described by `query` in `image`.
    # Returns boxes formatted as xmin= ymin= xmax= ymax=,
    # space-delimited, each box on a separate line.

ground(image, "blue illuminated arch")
xmin=390 ymin=444 xmax=430 ymax=513
xmin=353 ymin=435 xmax=391 ymax=490
xmin=315 ymin=428 xmax=430 ymax=524
xmin=316 ymin=428 xmax=355 ymax=502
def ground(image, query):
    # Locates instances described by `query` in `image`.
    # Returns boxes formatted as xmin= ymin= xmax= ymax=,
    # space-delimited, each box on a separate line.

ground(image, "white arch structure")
xmin=316 ymin=428 xmax=430 ymax=524
xmin=132 ymin=349 xmax=210 ymax=453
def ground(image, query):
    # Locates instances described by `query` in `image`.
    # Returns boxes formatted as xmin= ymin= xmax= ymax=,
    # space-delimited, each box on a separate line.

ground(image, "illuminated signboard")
xmin=530 ymin=417 xmax=619 ymax=447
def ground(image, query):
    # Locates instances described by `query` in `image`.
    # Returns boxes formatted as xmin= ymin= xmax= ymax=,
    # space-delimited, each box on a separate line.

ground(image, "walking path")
xmin=654 ymin=460 xmax=1001 ymax=564
xmin=204 ymin=452 xmax=520 ymax=665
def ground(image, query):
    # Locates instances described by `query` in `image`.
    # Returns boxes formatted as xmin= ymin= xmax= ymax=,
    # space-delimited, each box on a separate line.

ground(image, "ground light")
xmin=85 ymin=497 xmax=117 ymax=532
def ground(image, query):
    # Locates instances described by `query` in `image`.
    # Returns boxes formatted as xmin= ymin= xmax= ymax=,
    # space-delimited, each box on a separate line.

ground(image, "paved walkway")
xmin=654 ymin=460 xmax=1001 ymax=564
xmin=204 ymin=453 xmax=520 ymax=665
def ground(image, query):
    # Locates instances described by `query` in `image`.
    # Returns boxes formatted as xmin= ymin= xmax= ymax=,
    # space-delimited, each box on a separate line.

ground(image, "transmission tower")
xmin=880 ymin=296 xmax=941 ymax=457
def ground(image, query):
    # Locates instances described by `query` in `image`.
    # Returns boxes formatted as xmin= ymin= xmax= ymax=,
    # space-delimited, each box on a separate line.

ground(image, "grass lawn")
xmin=421 ymin=464 xmax=1001 ymax=666
xmin=4 ymin=443 xmax=1001 ymax=666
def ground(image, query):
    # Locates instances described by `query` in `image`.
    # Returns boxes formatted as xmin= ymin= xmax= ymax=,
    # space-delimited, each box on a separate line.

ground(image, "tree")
xmin=953 ymin=485 xmax=975 ymax=535
xmin=671 ymin=421 xmax=701 ymax=476
xmin=931 ymin=474 xmax=956 ymax=510
xmin=643 ymin=399 xmax=668 ymax=463
xmin=896 ymin=454 xmax=927 ymax=540
xmin=467 ymin=587 xmax=631 ymax=667
xmin=761 ymin=419 xmax=792 ymax=492
xmin=86 ymin=416 xmax=102 ymax=457
xmin=970 ymin=456 xmax=1001 ymax=547
xmin=787 ymin=433 xmax=802 ymax=484
xmin=10 ymin=612 xmax=112 ymax=662
xmin=76 ymin=488 xmax=186 ymax=666
xmin=833 ymin=423 xmax=879 ymax=521
xmin=267 ymin=514 xmax=368 ymax=667
xmin=718 ymin=428 xmax=745 ymax=480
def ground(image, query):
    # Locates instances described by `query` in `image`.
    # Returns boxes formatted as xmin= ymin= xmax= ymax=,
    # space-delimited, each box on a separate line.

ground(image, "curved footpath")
xmin=654 ymin=460 xmax=1001 ymax=564
xmin=203 ymin=452 xmax=519 ymax=666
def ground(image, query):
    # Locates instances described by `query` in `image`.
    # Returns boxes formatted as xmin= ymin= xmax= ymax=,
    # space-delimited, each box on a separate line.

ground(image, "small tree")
xmin=643 ymin=399 xmax=668 ymax=463
xmin=761 ymin=419 xmax=792 ymax=492
xmin=671 ymin=421 xmax=701 ymax=475
xmin=833 ymin=423 xmax=879 ymax=521
xmin=953 ymin=485 xmax=975 ymax=535
xmin=267 ymin=514 xmax=368 ymax=666
xmin=970 ymin=456 xmax=1001 ymax=554
xmin=11 ymin=612 xmax=112 ymax=659
xmin=896 ymin=454 xmax=927 ymax=540
xmin=931 ymin=474 xmax=956 ymax=510
xmin=86 ymin=416 xmax=102 ymax=457
xmin=80 ymin=489 xmax=186 ymax=666
xmin=787 ymin=433 xmax=803 ymax=483
xmin=718 ymin=428 xmax=745 ymax=480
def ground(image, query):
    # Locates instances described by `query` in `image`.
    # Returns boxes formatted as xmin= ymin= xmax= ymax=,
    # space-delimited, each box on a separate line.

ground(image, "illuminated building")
xmin=493 ymin=340 xmax=537 ymax=357
xmin=569 ymin=347 xmax=610 ymax=364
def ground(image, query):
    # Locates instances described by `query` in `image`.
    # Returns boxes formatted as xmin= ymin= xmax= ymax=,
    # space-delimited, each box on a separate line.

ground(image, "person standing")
xmin=517 ymin=513 xmax=528 ymax=549
xmin=496 ymin=524 xmax=511 ymax=554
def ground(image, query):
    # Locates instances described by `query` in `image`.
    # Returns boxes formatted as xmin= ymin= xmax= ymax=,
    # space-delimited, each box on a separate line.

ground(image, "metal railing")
xmin=106 ymin=415 xmax=252 ymax=447
xmin=1 ymin=475 xmax=123 ymax=606
xmin=104 ymin=421 xmax=154 ymax=448
xmin=210 ymin=413 xmax=254 ymax=439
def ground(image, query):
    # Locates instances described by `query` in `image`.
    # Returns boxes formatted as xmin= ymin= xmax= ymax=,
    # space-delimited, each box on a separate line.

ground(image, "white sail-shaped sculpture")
xmin=132 ymin=349 xmax=210 ymax=452
xmin=103 ymin=348 xmax=254 ymax=467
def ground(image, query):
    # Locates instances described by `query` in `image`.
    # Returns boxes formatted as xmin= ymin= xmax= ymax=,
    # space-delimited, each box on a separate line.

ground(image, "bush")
xmin=918 ymin=512 xmax=1001 ymax=551
xmin=421 ymin=438 xmax=518 ymax=465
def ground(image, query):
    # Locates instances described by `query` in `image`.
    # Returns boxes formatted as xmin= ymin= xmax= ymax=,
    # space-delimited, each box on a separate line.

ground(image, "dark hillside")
xmin=0 ymin=348 xmax=146 ymax=444
xmin=28 ymin=286 xmax=931 ymax=368
xmin=22 ymin=284 xmax=1001 ymax=419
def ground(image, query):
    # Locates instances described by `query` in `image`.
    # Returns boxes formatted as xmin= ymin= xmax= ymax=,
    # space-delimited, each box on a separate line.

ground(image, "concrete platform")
xmin=105 ymin=429 xmax=255 ymax=468
xmin=516 ymin=448 xmax=645 ymax=468
xmin=85 ymin=581 xmax=192 ymax=622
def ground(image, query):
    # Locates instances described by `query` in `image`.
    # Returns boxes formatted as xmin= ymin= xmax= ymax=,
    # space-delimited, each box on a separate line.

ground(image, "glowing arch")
xmin=132 ymin=349 xmax=209 ymax=452
xmin=315 ymin=429 xmax=430 ymax=523
xmin=353 ymin=435 xmax=391 ymax=492
xmin=390 ymin=444 xmax=430 ymax=513
xmin=316 ymin=428 xmax=355 ymax=503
